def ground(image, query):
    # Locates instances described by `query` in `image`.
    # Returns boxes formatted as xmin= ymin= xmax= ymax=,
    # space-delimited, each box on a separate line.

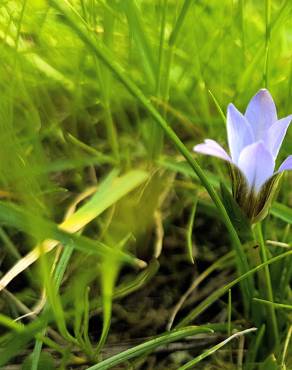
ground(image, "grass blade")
xmin=252 ymin=222 xmax=279 ymax=348
xmin=178 ymin=328 xmax=257 ymax=369
xmin=186 ymin=196 xmax=198 ymax=264
xmin=0 ymin=169 xmax=148 ymax=290
xmin=87 ymin=326 xmax=213 ymax=370
xmin=270 ymin=202 xmax=292 ymax=224
xmin=61 ymin=170 xmax=149 ymax=232
xmin=253 ymin=298 xmax=292 ymax=311
xmin=0 ymin=201 xmax=145 ymax=270
xmin=168 ymin=0 xmax=193 ymax=47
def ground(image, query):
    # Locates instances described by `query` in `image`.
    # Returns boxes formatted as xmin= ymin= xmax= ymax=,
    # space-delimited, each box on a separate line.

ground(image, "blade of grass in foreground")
xmin=253 ymin=222 xmax=279 ymax=348
xmin=49 ymin=0 xmax=254 ymax=309
xmin=30 ymin=243 xmax=75 ymax=370
xmin=281 ymin=325 xmax=292 ymax=368
xmin=121 ymin=0 xmax=156 ymax=87
xmin=178 ymin=328 xmax=257 ymax=370
xmin=0 ymin=169 xmax=148 ymax=290
xmin=0 ymin=313 xmax=49 ymax=366
xmin=186 ymin=196 xmax=198 ymax=264
xmin=270 ymin=202 xmax=292 ymax=224
xmin=168 ymin=0 xmax=194 ymax=47
xmin=113 ymin=259 xmax=160 ymax=300
xmin=0 ymin=201 xmax=144 ymax=269
xmin=245 ymin=324 xmax=266 ymax=369
xmin=95 ymin=235 xmax=133 ymax=357
xmin=95 ymin=256 xmax=118 ymax=356
xmin=86 ymin=326 xmax=213 ymax=370
xmin=61 ymin=169 xmax=149 ymax=232
xmin=253 ymin=298 xmax=292 ymax=311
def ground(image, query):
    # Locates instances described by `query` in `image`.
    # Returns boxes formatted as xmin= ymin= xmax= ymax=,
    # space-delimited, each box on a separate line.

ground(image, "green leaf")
xmin=0 ymin=170 xmax=149 ymax=291
xmin=0 ymin=315 xmax=49 ymax=366
xmin=178 ymin=328 xmax=257 ymax=369
xmin=95 ymin=255 xmax=117 ymax=354
xmin=271 ymin=202 xmax=292 ymax=224
xmin=0 ymin=201 xmax=144 ymax=268
xmin=62 ymin=169 xmax=149 ymax=232
xmin=208 ymin=89 xmax=226 ymax=124
xmin=86 ymin=326 xmax=213 ymax=370
xmin=186 ymin=197 xmax=198 ymax=264
xmin=259 ymin=354 xmax=279 ymax=370
xmin=253 ymin=298 xmax=292 ymax=311
xmin=168 ymin=0 xmax=194 ymax=46
xmin=121 ymin=0 xmax=156 ymax=86
xmin=22 ymin=352 xmax=55 ymax=370
xmin=220 ymin=181 xmax=251 ymax=239
xmin=245 ymin=324 xmax=266 ymax=369
xmin=95 ymin=234 xmax=133 ymax=355
xmin=113 ymin=259 xmax=160 ymax=300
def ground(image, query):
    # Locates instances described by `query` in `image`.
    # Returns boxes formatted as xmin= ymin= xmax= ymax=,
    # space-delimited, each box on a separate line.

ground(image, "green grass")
xmin=0 ymin=1 xmax=291 ymax=369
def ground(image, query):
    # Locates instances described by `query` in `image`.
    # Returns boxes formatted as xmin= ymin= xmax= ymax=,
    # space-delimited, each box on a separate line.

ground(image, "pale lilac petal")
xmin=227 ymin=103 xmax=254 ymax=164
xmin=278 ymin=155 xmax=292 ymax=172
xmin=193 ymin=139 xmax=231 ymax=162
xmin=245 ymin=89 xmax=277 ymax=140
xmin=264 ymin=115 xmax=292 ymax=159
xmin=237 ymin=141 xmax=275 ymax=192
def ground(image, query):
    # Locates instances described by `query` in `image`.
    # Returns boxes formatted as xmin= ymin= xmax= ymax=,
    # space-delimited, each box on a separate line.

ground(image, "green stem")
xmin=253 ymin=222 xmax=279 ymax=349
xmin=168 ymin=0 xmax=193 ymax=47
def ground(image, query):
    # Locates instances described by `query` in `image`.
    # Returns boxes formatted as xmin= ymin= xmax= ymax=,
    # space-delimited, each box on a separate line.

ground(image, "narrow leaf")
xmin=186 ymin=197 xmax=198 ymax=264
xmin=87 ymin=326 xmax=213 ymax=370
xmin=178 ymin=328 xmax=257 ymax=369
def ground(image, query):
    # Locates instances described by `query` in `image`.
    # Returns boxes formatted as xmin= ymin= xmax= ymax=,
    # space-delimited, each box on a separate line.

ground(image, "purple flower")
xmin=194 ymin=89 xmax=292 ymax=221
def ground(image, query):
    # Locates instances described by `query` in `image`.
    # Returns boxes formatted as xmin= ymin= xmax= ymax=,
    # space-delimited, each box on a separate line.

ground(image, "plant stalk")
xmin=253 ymin=222 xmax=279 ymax=349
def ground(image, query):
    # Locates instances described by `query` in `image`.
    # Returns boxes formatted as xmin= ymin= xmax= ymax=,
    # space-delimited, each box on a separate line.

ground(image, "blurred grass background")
xmin=0 ymin=0 xmax=291 ymax=369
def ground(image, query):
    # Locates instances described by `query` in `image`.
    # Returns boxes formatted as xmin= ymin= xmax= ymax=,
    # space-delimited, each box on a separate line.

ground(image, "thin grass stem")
xmin=252 ymin=222 xmax=279 ymax=349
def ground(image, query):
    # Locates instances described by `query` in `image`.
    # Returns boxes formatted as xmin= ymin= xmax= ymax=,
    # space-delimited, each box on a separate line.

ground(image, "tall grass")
xmin=0 ymin=1 xmax=291 ymax=369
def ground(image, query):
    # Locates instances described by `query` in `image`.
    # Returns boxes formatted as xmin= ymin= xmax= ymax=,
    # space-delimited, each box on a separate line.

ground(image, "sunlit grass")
xmin=0 ymin=1 xmax=291 ymax=369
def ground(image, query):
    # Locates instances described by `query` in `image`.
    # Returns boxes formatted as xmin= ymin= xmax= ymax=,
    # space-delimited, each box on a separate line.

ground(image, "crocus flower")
xmin=194 ymin=89 xmax=292 ymax=222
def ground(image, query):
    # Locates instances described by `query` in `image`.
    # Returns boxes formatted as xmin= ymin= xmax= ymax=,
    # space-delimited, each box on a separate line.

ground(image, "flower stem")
xmin=253 ymin=222 xmax=279 ymax=349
